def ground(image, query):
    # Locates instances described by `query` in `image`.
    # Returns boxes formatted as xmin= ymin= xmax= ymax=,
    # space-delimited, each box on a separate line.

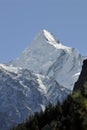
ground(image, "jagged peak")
xmin=33 ymin=29 xmax=60 ymax=46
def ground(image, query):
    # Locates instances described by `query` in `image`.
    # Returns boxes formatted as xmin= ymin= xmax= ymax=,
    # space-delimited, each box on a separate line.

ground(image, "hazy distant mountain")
xmin=0 ymin=30 xmax=85 ymax=130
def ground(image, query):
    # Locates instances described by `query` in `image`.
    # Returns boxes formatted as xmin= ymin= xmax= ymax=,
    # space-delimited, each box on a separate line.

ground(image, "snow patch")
xmin=36 ymin=74 xmax=47 ymax=94
xmin=0 ymin=64 xmax=19 ymax=73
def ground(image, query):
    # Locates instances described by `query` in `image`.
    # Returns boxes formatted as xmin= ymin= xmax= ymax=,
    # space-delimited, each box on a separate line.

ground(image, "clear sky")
xmin=0 ymin=0 xmax=87 ymax=63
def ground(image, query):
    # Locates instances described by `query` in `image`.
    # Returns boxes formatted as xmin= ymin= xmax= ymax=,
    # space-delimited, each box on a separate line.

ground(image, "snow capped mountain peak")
xmin=11 ymin=30 xmax=84 ymax=90
xmin=0 ymin=29 xmax=85 ymax=130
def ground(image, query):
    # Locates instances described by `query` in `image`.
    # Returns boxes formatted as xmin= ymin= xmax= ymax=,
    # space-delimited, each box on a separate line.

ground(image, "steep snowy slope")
xmin=0 ymin=64 xmax=69 ymax=130
xmin=12 ymin=29 xmax=84 ymax=90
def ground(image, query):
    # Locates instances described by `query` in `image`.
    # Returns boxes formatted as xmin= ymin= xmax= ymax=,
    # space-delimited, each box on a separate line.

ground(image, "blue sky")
xmin=0 ymin=0 xmax=87 ymax=63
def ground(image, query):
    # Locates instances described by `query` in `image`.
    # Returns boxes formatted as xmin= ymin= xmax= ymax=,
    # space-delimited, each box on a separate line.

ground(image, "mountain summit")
xmin=35 ymin=29 xmax=60 ymax=45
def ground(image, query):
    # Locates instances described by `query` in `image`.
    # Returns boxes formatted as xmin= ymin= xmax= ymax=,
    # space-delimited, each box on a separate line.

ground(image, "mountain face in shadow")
xmin=74 ymin=59 xmax=87 ymax=91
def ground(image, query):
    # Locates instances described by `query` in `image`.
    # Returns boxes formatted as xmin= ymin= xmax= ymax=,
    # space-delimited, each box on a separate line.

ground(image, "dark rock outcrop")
xmin=74 ymin=59 xmax=87 ymax=91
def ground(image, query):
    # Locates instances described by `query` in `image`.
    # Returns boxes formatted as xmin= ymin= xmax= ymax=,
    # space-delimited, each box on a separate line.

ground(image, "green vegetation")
xmin=12 ymin=82 xmax=87 ymax=130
